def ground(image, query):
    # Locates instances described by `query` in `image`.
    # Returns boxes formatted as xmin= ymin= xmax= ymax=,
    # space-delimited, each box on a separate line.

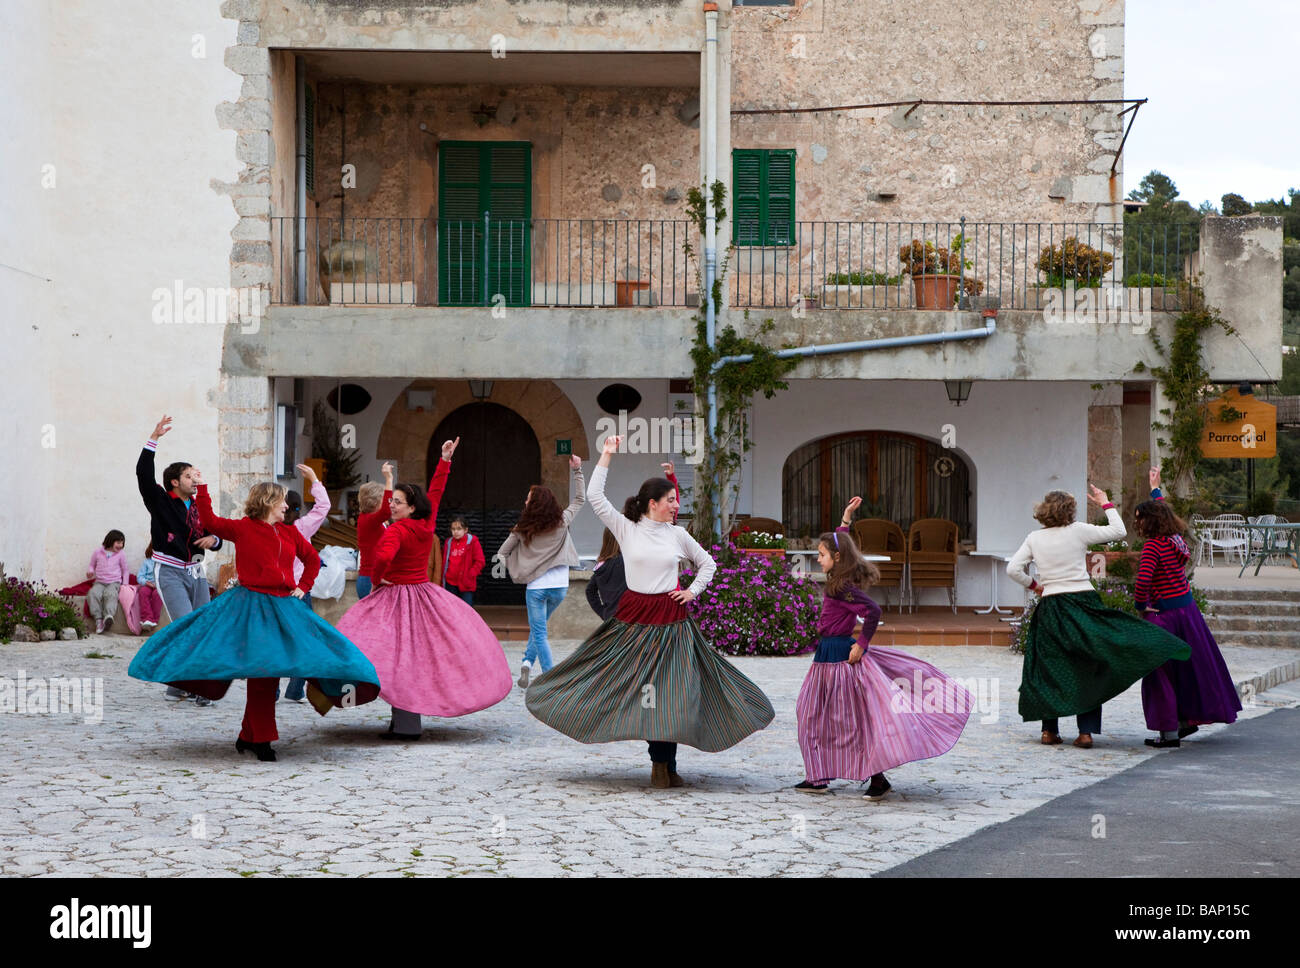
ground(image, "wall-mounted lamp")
xmin=471 ymin=102 xmax=496 ymax=127
xmin=468 ymin=380 xmax=494 ymax=401
xmin=944 ymin=380 xmax=973 ymax=406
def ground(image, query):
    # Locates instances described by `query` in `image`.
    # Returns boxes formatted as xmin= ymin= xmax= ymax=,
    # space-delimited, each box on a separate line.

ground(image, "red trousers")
xmin=239 ymin=678 xmax=279 ymax=743
xmin=137 ymin=585 xmax=162 ymax=623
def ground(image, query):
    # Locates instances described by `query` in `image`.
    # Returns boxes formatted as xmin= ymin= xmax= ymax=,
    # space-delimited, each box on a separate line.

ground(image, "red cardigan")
xmin=442 ymin=533 xmax=486 ymax=591
xmin=371 ymin=460 xmax=450 ymax=585
xmin=356 ymin=489 xmax=393 ymax=577
xmin=196 ymin=485 xmax=320 ymax=595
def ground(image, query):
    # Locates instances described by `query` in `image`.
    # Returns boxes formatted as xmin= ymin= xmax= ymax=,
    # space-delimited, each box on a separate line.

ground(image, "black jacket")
xmin=136 ymin=443 xmax=221 ymax=566
xmin=585 ymin=555 xmax=627 ymax=621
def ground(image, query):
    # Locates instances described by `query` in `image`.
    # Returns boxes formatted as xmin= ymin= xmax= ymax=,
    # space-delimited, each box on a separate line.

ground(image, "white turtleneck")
xmin=587 ymin=465 xmax=716 ymax=597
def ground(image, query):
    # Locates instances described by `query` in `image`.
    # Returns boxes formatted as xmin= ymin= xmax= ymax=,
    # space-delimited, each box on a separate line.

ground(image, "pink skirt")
xmin=335 ymin=581 xmax=511 ymax=717
xmin=796 ymin=640 xmax=972 ymax=782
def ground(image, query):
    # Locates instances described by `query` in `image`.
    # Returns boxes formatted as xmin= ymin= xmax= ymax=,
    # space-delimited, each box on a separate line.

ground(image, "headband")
xmin=832 ymin=532 xmax=839 ymax=549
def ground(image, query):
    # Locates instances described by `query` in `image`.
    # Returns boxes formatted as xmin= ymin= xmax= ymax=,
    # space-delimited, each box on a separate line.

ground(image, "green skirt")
xmin=525 ymin=609 xmax=775 ymax=753
xmin=1019 ymin=590 xmax=1191 ymax=721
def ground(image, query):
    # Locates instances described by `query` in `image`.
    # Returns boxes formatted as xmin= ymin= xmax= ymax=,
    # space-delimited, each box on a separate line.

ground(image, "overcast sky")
xmin=1125 ymin=0 xmax=1299 ymax=208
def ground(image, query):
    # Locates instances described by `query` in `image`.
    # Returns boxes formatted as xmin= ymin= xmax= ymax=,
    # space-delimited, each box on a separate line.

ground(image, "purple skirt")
xmin=1140 ymin=603 xmax=1242 ymax=732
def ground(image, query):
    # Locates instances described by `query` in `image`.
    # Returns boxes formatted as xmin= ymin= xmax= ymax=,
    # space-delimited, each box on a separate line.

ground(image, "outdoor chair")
xmin=1204 ymin=514 xmax=1248 ymax=566
xmin=906 ymin=518 xmax=959 ymax=613
xmin=850 ymin=518 xmax=906 ymax=611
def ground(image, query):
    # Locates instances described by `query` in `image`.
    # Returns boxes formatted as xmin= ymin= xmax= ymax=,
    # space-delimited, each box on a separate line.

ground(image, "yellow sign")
xmin=1199 ymin=388 xmax=1277 ymax=459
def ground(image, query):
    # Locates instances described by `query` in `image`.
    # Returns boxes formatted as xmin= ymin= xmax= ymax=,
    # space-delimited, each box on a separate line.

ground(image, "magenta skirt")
xmin=796 ymin=637 xmax=972 ymax=782
xmin=335 ymin=581 xmax=511 ymax=717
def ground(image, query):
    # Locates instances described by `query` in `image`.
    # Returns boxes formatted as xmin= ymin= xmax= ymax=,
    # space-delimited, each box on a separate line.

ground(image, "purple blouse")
xmin=818 ymin=584 xmax=882 ymax=638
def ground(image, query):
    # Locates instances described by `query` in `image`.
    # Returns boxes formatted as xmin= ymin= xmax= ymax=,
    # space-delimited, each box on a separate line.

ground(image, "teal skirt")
xmin=1019 ymin=590 xmax=1190 ymax=721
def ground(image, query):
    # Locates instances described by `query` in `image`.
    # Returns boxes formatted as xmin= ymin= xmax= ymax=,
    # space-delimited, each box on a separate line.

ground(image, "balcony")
xmin=270 ymin=216 xmax=1199 ymax=313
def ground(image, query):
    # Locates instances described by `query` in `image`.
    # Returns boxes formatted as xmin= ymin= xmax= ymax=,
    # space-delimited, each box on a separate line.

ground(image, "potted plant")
xmin=1036 ymin=237 xmax=1115 ymax=289
xmin=899 ymin=235 xmax=983 ymax=310
xmin=730 ymin=525 xmax=787 ymax=557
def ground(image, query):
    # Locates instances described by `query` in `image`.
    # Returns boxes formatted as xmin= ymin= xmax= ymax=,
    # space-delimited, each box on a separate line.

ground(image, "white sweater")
xmin=1006 ymin=506 xmax=1125 ymax=596
xmin=588 ymin=465 xmax=717 ymax=597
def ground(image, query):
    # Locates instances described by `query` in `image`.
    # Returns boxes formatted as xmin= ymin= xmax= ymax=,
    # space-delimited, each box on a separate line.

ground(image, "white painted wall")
xmin=0 ymin=2 xmax=240 ymax=585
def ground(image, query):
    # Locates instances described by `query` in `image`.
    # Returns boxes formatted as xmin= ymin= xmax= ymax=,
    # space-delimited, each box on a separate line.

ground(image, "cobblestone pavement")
xmin=3 ymin=636 xmax=1297 ymax=877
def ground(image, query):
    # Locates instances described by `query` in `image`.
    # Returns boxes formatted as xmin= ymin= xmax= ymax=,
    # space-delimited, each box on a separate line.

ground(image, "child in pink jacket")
xmin=87 ymin=530 xmax=130 ymax=634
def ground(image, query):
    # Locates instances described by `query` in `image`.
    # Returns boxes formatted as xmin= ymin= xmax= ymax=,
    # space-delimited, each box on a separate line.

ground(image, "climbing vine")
xmin=681 ymin=182 xmax=798 ymax=541
xmin=1132 ymin=282 xmax=1236 ymax=515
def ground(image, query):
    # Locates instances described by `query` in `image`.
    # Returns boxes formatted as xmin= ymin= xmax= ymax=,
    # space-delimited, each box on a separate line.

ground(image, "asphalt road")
xmin=879 ymin=700 xmax=1300 ymax=878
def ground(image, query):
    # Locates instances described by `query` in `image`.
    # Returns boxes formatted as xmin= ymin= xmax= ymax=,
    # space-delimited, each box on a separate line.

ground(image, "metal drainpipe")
xmin=709 ymin=318 xmax=998 ymax=374
xmin=294 ymin=57 xmax=307 ymax=304
xmin=704 ymin=2 xmax=720 ymax=530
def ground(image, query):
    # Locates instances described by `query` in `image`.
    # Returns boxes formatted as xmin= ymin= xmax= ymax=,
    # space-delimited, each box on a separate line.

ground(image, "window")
xmin=733 ymin=148 xmax=795 ymax=246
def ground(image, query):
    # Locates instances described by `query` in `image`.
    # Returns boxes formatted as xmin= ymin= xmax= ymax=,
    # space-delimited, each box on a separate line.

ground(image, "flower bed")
xmin=683 ymin=542 xmax=823 ymax=657
xmin=1 ymin=577 xmax=86 ymax=643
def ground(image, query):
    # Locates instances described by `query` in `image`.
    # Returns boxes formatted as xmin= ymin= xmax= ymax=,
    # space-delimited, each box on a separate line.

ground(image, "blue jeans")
xmin=355 ymin=575 xmax=372 ymax=599
xmin=523 ymin=586 xmax=566 ymax=672
xmin=1043 ymin=706 xmax=1102 ymax=736
xmin=279 ymin=593 xmax=312 ymax=701
xmin=446 ymin=582 xmax=473 ymax=606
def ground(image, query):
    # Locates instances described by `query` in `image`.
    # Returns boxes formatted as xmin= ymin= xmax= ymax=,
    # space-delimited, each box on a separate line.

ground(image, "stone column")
xmin=216 ymin=374 xmax=275 ymax=519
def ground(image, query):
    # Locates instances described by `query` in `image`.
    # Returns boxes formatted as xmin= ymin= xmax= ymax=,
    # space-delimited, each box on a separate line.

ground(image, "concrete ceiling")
xmin=296 ymin=50 xmax=700 ymax=89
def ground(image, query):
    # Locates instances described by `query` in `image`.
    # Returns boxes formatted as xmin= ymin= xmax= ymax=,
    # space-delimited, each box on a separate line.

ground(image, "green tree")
xmin=1124 ymin=171 xmax=1202 ymax=281
xmin=1221 ymin=192 xmax=1253 ymax=217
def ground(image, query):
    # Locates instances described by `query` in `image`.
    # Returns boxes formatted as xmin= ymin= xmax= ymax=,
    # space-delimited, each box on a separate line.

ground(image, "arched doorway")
xmin=782 ymin=431 xmax=974 ymax=541
xmin=428 ymin=403 xmax=541 ymax=605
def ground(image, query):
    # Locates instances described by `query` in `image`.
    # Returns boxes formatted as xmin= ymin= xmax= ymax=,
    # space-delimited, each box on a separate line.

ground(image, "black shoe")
xmin=378 ymin=731 xmax=421 ymax=741
xmin=102 ymin=616 xmax=113 ymax=633
xmin=235 ymin=738 xmax=277 ymax=761
xmin=863 ymin=773 xmax=892 ymax=800
xmin=1178 ymin=725 xmax=1199 ymax=739
xmin=1144 ymin=737 xmax=1180 ymax=748
xmin=793 ymin=780 xmax=830 ymax=794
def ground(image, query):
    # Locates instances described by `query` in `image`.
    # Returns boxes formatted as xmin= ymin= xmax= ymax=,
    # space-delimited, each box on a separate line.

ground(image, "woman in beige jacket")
xmin=498 ymin=456 xmax=585 ymax=687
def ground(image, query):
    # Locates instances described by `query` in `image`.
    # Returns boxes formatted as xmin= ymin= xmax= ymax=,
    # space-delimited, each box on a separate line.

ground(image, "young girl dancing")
xmin=1137 ymin=467 xmax=1241 ymax=747
xmin=795 ymin=498 xmax=972 ymax=800
xmin=127 ymin=472 xmax=381 ymax=761
xmin=1007 ymin=484 xmax=1189 ymax=748
xmin=334 ymin=438 xmax=512 ymax=739
xmin=526 ymin=435 xmax=774 ymax=789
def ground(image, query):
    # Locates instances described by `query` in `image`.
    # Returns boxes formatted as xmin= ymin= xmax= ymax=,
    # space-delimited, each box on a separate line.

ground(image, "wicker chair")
xmin=906 ymin=518 xmax=959 ymax=613
xmin=850 ymin=518 xmax=907 ymax=611
xmin=742 ymin=516 xmax=785 ymax=536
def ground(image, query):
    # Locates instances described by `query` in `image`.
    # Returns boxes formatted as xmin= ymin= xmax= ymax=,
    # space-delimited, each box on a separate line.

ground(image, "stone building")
xmin=3 ymin=1 xmax=1281 ymax=615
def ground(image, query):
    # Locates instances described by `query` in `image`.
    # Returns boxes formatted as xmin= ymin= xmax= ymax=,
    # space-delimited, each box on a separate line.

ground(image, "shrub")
xmin=826 ymin=271 xmax=903 ymax=286
xmin=683 ymin=542 xmax=823 ymax=656
xmin=1126 ymin=272 xmax=1171 ymax=288
xmin=0 ymin=577 xmax=86 ymax=642
xmin=730 ymin=525 xmax=786 ymax=549
xmin=1036 ymin=237 xmax=1115 ymax=286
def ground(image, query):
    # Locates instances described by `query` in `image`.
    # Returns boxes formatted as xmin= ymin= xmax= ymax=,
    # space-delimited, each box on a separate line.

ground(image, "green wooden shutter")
xmin=733 ymin=150 xmax=763 ymax=246
xmin=304 ymin=86 xmax=315 ymax=195
xmin=438 ymin=142 xmax=531 ymax=307
xmin=764 ymin=149 xmax=795 ymax=245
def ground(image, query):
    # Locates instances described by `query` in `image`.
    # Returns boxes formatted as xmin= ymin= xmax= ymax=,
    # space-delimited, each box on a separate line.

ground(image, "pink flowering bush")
xmin=682 ymin=542 xmax=823 ymax=656
xmin=0 ymin=576 xmax=84 ymax=642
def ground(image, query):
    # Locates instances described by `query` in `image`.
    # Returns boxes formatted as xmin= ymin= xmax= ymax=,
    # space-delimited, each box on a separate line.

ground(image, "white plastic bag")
xmin=312 ymin=546 xmax=356 ymax=600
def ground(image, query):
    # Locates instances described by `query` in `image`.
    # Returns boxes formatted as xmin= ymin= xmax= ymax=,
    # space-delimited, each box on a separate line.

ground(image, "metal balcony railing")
xmin=270 ymin=216 xmax=1198 ymax=313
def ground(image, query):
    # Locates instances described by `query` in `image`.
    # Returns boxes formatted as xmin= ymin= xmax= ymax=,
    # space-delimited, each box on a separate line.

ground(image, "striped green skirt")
xmin=1019 ymin=589 xmax=1191 ymax=721
xmin=525 ymin=590 xmax=775 ymax=752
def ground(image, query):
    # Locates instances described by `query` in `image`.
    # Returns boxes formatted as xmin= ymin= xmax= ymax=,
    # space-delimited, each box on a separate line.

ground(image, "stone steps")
xmin=1203 ymin=587 xmax=1300 ymax=648
xmin=1211 ymin=600 xmax=1300 ymax=617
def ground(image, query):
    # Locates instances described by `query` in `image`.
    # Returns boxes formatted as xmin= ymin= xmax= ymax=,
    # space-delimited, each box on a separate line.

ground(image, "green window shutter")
xmin=733 ymin=150 xmax=763 ymax=246
xmin=765 ymin=149 xmax=795 ymax=245
xmin=438 ymin=144 xmax=485 ymax=306
xmin=304 ymin=86 xmax=315 ymax=195
xmin=486 ymin=143 xmax=531 ymax=307
xmin=732 ymin=149 xmax=795 ymax=246
xmin=437 ymin=142 xmax=531 ymax=307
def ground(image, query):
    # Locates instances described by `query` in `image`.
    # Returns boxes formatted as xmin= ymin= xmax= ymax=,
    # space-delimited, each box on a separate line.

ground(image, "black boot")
xmin=235 ymin=737 xmax=277 ymax=761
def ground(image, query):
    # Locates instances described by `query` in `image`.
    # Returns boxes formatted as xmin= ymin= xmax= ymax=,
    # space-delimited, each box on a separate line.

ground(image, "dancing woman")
xmin=526 ymin=435 xmax=775 ymax=788
xmin=127 ymin=472 xmax=380 ymax=761
xmin=335 ymin=438 xmax=512 ymax=739
xmin=1137 ymin=467 xmax=1241 ymax=747
xmin=498 ymin=456 xmax=586 ymax=688
xmin=1007 ymin=485 xmax=1190 ymax=748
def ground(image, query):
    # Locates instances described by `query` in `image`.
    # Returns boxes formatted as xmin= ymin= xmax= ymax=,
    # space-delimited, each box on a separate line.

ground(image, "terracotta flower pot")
xmin=911 ymin=274 xmax=962 ymax=310
xmin=740 ymin=548 xmax=786 ymax=558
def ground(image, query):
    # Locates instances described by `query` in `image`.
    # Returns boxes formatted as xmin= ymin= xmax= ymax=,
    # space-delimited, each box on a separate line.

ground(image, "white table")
xmin=968 ymin=549 xmax=1017 ymax=615
xmin=785 ymin=548 xmax=889 ymax=581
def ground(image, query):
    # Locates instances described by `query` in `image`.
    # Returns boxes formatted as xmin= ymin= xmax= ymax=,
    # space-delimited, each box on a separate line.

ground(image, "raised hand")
xmin=660 ymin=460 xmax=675 ymax=477
xmin=151 ymin=415 xmax=173 ymax=440
xmin=381 ymin=461 xmax=394 ymax=481
xmin=1149 ymin=466 xmax=1161 ymax=490
xmin=1087 ymin=484 xmax=1109 ymax=506
xmin=441 ymin=436 xmax=460 ymax=462
xmin=841 ymin=495 xmax=863 ymax=523
xmin=569 ymin=454 xmax=582 ymax=471
xmin=191 ymin=468 xmax=205 ymax=486
xmin=603 ymin=435 xmax=622 ymax=456
xmin=296 ymin=463 xmax=318 ymax=485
